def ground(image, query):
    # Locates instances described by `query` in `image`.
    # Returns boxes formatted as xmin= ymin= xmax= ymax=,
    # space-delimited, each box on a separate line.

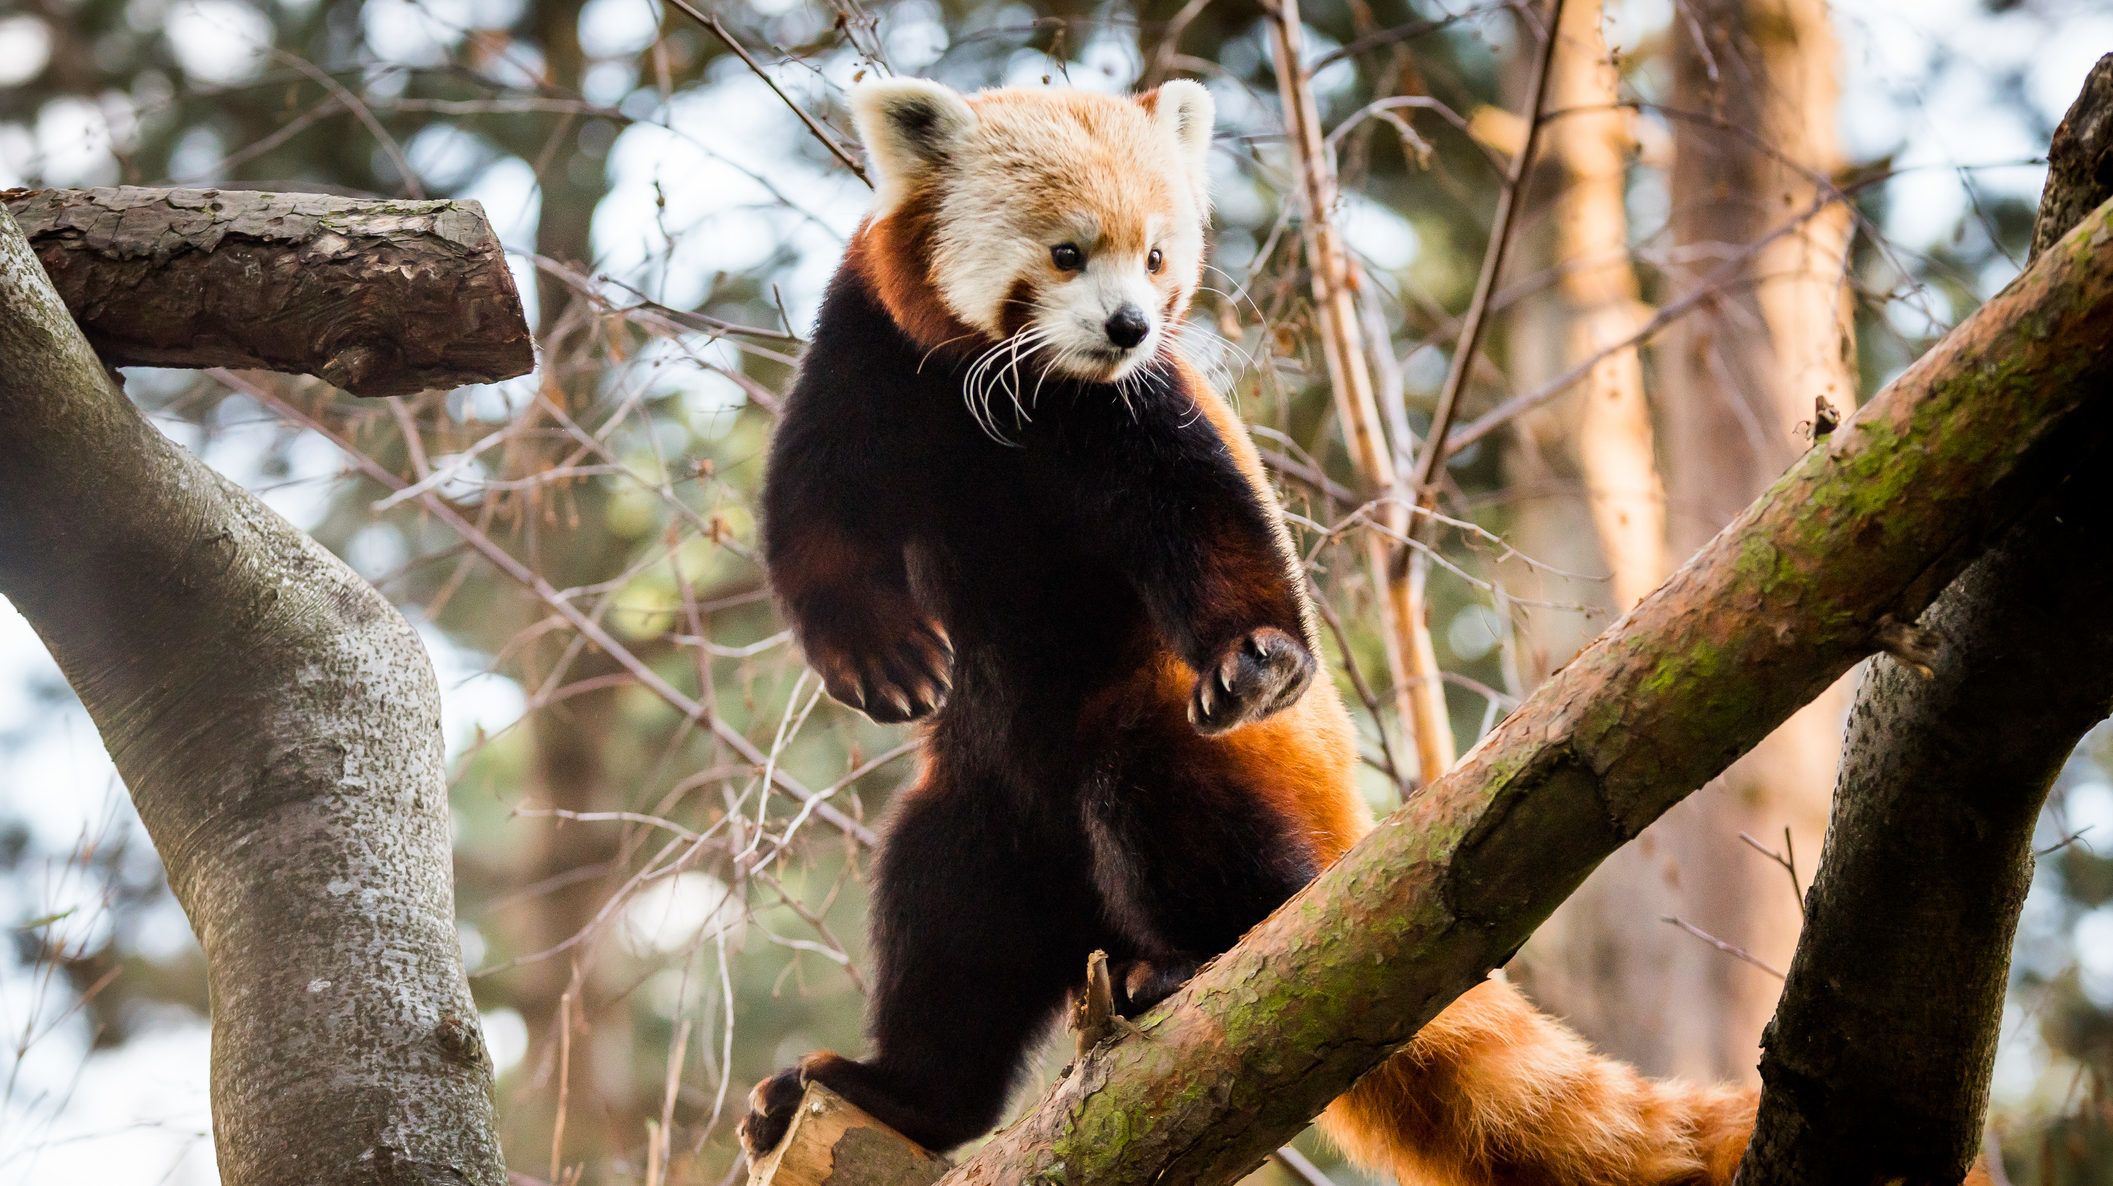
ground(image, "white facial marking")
xmin=864 ymin=83 xmax=1218 ymax=386
xmin=1040 ymin=247 xmax=1165 ymax=379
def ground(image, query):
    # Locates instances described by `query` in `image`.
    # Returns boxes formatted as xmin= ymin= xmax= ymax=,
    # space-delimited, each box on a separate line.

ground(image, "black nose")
xmin=1104 ymin=304 xmax=1149 ymax=349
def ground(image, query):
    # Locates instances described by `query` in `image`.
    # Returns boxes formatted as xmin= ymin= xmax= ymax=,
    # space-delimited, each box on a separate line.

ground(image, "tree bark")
xmin=1557 ymin=0 xmax=1858 ymax=1080
xmin=1736 ymin=54 xmax=2113 ymax=1186
xmin=0 ymin=206 xmax=505 ymax=1184
xmin=2 ymin=186 xmax=534 ymax=396
xmin=931 ymin=194 xmax=2113 ymax=1186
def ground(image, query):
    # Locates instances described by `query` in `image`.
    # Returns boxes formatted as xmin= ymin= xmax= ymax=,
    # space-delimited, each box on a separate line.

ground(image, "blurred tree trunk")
xmin=508 ymin=647 xmax=637 ymax=1170
xmin=1502 ymin=0 xmax=1692 ymax=1058
xmin=1542 ymin=0 xmax=1857 ymax=1080
xmin=499 ymin=0 xmax=643 ymax=1167
xmin=1502 ymin=0 xmax=1666 ymax=633
xmin=0 ymin=206 xmax=506 ymax=1184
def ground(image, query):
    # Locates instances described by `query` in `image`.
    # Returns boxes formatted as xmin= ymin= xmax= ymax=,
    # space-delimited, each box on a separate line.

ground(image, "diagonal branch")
xmin=933 ymin=192 xmax=2113 ymax=1186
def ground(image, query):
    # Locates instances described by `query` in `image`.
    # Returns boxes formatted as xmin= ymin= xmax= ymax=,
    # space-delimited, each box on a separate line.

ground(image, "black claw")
xmin=804 ymin=621 xmax=957 ymax=725
xmin=1192 ymin=628 xmax=1313 ymax=736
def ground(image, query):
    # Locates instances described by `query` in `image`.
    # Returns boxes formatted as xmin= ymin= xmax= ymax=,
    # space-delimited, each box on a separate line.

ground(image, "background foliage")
xmin=0 ymin=0 xmax=2108 ymax=1181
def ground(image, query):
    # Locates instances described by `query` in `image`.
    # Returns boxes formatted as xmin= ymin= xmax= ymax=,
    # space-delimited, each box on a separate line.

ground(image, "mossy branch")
xmin=932 ymin=194 xmax=2113 ymax=1186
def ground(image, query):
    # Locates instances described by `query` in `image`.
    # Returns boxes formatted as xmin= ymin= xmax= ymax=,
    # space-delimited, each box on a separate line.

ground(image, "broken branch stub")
xmin=3 ymin=186 xmax=535 ymax=396
xmin=746 ymin=1084 xmax=949 ymax=1186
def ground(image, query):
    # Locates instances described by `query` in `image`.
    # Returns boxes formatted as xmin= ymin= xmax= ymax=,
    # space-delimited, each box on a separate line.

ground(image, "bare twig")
xmin=1738 ymin=828 xmax=1806 ymax=919
xmin=1662 ymin=916 xmax=1786 ymax=981
xmin=661 ymin=0 xmax=871 ymax=185
xmin=1407 ymin=0 xmax=1566 ymax=506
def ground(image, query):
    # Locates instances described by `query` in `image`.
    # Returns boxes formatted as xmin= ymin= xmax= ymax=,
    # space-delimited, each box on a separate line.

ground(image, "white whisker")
xmin=959 ymin=325 xmax=1059 ymax=447
xmin=918 ymin=330 xmax=981 ymax=375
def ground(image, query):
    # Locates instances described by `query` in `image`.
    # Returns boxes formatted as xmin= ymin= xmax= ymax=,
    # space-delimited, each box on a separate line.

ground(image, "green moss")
xmin=1641 ymin=636 xmax=1724 ymax=698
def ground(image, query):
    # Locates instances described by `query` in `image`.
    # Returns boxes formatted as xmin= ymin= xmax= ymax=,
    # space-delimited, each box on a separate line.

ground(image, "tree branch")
xmin=1736 ymin=53 xmax=2113 ymax=1186
xmin=931 ymin=193 xmax=2113 ymax=1185
xmin=746 ymin=1085 xmax=949 ymax=1186
xmin=0 ymin=206 xmax=504 ymax=1183
xmin=2 ymin=186 xmax=534 ymax=396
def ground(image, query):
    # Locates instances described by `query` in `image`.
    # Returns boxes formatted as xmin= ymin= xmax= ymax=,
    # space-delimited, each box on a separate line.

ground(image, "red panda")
xmin=740 ymin=78 xmax=1988 ymax=1186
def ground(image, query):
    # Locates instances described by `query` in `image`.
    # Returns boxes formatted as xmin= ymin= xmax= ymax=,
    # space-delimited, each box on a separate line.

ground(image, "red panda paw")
xmin=738 ymin=1063 xmax=809 ymax=1163
xmin=811 ymin=621 xmax=953 ymax=725
xmin=1189 ymin=627 xmax=1315 ymax=736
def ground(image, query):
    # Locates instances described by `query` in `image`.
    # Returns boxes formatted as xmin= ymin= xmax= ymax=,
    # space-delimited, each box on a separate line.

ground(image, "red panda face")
xmin=849 ymin=79 xmax=1214 ymax=389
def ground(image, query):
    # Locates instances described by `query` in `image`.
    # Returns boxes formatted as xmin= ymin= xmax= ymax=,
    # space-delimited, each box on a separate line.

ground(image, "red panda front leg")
xmin=1060 ymin=404 xmax=1316 ymax=736
xmin=763 ymin=520 xmax=951 ymax=724
xmin=1187 ymin=624 xmax=1313 ymax=735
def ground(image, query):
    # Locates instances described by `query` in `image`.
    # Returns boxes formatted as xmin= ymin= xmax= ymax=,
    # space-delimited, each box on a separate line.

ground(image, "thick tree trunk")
xmin=0 ymin=207 xmax=505 ymax=1183
xmin=1736 ymin=54 xmax=2113 ymax=1186
xmin=3 ymin=186 xmax=534 ymax=396
xmin=930 ymin=195 xmax=2113 ymax=1186
xmin=1556 ymin=0 xmax=1857 ymax=1080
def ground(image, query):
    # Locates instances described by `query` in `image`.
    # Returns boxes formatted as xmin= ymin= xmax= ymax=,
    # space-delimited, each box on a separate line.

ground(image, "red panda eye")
xmin=1051 ymin=244 xmax=1084 ymax=271
xmin=1147 ymin=249 xmax=1166 ymax=273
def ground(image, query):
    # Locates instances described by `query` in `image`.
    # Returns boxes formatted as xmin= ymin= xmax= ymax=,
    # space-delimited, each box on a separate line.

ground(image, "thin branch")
xmin=1662 ymin=916 xmax=1785 ymax=981
xmin=662 ymin=0 xmax=872 ymax=185
xmin=1407 ymin=0 xmax=1565 ymax=505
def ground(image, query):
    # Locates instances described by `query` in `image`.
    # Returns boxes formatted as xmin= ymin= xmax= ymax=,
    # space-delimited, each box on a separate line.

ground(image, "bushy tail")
xmin=1318 ymin=975 xmax=2000 ymax=1186
xmin=1317 ymin=976 xmax=1757 ymax=1186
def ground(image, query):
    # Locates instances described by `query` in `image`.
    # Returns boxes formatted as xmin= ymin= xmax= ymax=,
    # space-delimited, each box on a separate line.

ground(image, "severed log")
xmin=929 ymin=188 xmax=2113 ymax=1186
xmin=1736 ymin=54 xmax=2113 ymax=1186
xmin=1 ymin=186 xmax=534 ymax=396
xmin=746 ymin=1084 xmax=949 ymax=1186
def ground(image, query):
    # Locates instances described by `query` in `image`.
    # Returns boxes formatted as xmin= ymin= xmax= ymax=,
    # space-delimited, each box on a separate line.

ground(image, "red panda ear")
xmin=850 ymin=79 xmax=977 ymax=210
xmin=1146 ymin=79 xmax=1214 ymax=204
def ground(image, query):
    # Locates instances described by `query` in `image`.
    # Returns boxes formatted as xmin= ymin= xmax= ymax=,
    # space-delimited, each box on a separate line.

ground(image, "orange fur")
xmin=845 ymin=205 xmax=977 ymax=361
